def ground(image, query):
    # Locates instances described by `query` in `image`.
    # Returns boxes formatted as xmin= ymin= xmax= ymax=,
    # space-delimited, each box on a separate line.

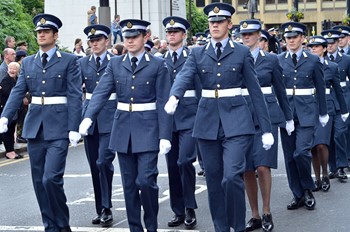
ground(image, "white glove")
xmin=159 ymin=139 xmax=171 ymax=155
xmin=69 ymin=131 xmax=81 ymax=147
xmin=164 ymin=96 xmax=179 ymax=115
xmin=262 ymin=133 xmax=274 ymax=151
xmin=341 ymin=112 xmax=349 ymax=122
xmin=79 ymin=118 xmax=93 ymax=136
xmin=286 ymin=120 xmax=295 ymax=136
xmin=0 ymin=117 xmax=8 ymax=133
xmin=319 ymin=114 xmax=329 ymax=127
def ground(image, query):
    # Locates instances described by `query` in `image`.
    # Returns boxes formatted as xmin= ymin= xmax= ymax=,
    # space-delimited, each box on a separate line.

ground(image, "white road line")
xmin=0 ymin=226 xmax=206 ymax=232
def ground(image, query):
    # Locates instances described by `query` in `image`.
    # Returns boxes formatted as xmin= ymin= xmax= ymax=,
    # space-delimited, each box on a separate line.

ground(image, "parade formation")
xmin=1 ymin=1 xmax=350 ymax=232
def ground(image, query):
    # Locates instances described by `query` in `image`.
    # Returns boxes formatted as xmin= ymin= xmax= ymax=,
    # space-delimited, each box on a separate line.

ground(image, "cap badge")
xmin=213 ymin=6 xmax=220 ymax=14
xmin=287 ymin=25 xmax=293 ymax=31
xmin=328 ymin=32 xmax=332 ymax=37
xmin=235 ymin=37 xmax=240 ymax=41
xmin=170 ymin=19 xmax=175 ymax=26
xmin=127 ymin=22 xmax=133 ymax=28
xmin=40 ymin=18 xmax=46 ymax=25
xmin=338 ymin=28 xmax=342 ymax=32
xmin=90 ymin=28 xmax=96 ymax=35
xmin=242 ymin=22 xmax=248 ymax=28
xmin=311 ymin=38 xmax=315 ymax=42
xmin=200 ymin=35 xmax=203 ymax=40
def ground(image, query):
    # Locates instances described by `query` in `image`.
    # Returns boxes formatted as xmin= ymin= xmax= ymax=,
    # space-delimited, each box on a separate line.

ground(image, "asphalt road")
xmin=1 ymin=140 xmax=350 ymax=232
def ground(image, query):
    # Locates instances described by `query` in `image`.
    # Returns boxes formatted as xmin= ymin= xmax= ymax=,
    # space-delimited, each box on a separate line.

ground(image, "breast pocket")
xmin=46 ymin=72 xmax=66 ymax=91
xmin=137 ymin=78 xmax=155 ymax=98
xmin=198 ymin=66 xmax=213 ymax=79
xmin=115 ymin=77 xmax=127 ymax=97
xmin=25 ymin=73 xmax=36 ymax=90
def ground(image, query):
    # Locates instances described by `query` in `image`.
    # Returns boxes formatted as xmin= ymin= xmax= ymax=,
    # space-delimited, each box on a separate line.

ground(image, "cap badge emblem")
xmin=170 ymin=19 xmax=175 ymax=26
xmin=213 ymin=6 xmax=220 ymax=14
xmin=40 ymin=18 xmax=46 ymax=25
xmin=287 ymin=25 xmax=293 ymax=31
xmin=127 ymin=22 xmax=133 ymax=28
xmin=90 ymin=28 xmax=96 ymax=35
xmin=328 ymin=32 xmax=332 ymax=37
xmin=242 ymin=22 xmax=248 ymax=28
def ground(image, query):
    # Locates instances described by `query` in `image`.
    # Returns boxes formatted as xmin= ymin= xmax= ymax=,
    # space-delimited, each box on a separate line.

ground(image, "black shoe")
xmin=197 ymin=169 xmax=205 ymax=176
xmin=16 ymin=137 xmax=27 ymax=143
xmin=184 ymin=208 xmax=197 ymax=229
xmin=312 ymin=179 xmax=321 ymax=192
xmin=100 ymin=208 xmax=113 ymax=227
xmin=59 ymin=226 xmax=72 ymax=232
xmin=246 ymin=217 xmax=262 ymax=231
xmin=287 ymin=196 xmax=304 ymax=210
xmin=167 ymin=214 xmax=185 ymax=227
xmin=262 ymin=213 xmax=274 ymax=232
xmin=335 ymin=168 xmax=347 ymax=180
xmin=91 ymin=214 xmax=101 ymax=224
xmin=329 ymin=171 xmax=335 ymax=179
xmin=321 ymin=176 xmax=330 ymax=192
xmin=304 ymin=190 xmax=316 ymax=210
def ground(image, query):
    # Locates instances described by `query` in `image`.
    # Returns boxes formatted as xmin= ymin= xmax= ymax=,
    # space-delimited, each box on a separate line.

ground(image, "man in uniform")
xmin=321 ymin=29 xmax=350 ymax=180
xmin=278 ymin=22 xmax=328 ymax=211
xmin=164 ymin=3 xmax=274 ymax=232
xmin=162 ymin=16 xmax=200 ymax=229
xmin=79 ymin=19 xmax=172 ymax=232
xmin=0 ymin=13 xmax=82 ymax=232
xmin=79 ymin=24 xmax=116 ymax=227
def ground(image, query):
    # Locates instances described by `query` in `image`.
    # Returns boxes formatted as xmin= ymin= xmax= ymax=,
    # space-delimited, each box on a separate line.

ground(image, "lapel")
xmin=335 ymin=52 xmax=342 ymax=63
xmin=283 ymin=52 xmax=295 ymax=68
xmin=218 ymin=40 xmax=235 ymax=61
xmin=205 ymin=42 xmax=217 ymax=61
xmin=295 ymin=51 xmax=308 ymax=68
xmin=174 ymin=49 xmax=188 ymax=68
xmin=34 ymin=52 xmax=43 ymax=69
xmin=134 ymin=53 xmax=150 ymax=73
xmin=164 ymin=51 xmax=175 ymax=69
xmin=254 ymin=50 xmax=265 ymax=67
xmin=122 ymin=54 xmax=132 ymax=72
xmin=44 ymin=50 xmax=61 ymax=69
xmin=100 ymin=53 xmax=112 ymax=71
xmin=88 ymin=55 xmax=98 ymax=71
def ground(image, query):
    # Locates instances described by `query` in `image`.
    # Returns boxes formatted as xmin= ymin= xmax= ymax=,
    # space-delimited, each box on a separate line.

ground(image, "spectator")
xmin=16 ymin=41 xmax=28 ymax=51
xmin=111 ymin=43 xmax=126 ymax=55
xmin=160 ymin=39 xmax=168 ymax=50
xmin=151 ymin=39 xmax=160 ymax=54
xmin=144 ymin=40 xmax=154 ymax=54
xmin=0 ymin=62 xmax=23 ymax=159
xmin=0 ymin=48 xmax=16 ymax=82
xmin=4 ymin=36 xmax=16 ymax=49
xmin=88 ymin=6 xmax=98 ymax=25
xmin=111 ymin=14 xmax=123 ymax=44
xmin=73 ymin=38 xmax=86 ymax=59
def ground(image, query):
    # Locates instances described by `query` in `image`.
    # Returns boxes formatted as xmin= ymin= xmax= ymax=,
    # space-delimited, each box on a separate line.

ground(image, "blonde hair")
xmin=8 ymin=62 xmax=20 ymax=71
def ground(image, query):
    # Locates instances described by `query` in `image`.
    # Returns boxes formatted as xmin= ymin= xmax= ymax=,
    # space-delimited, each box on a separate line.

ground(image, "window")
xmin=211 ymin=0 xmax=220 ymax=3
xmin=237 ymin=0 xmax=246 ymax=4
xmin=266 ymin=0 xmax=275 ymax=4
xmin=223 ymin=0 xmax=232 ymax=4
xmin=196 ymin=0 xmax=205 ymax=7
xmin=278 ymin=0 xmax=287 ymax=3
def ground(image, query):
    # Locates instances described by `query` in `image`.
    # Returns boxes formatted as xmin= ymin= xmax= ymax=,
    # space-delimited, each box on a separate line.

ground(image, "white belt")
xmin=286 ymin=88 xmax=314 ymax=96
xmin=325 ymin=88 xmax=331 ymax=95
xmin=183 ymin=90 xmax=196 ymax=98
xmin=241 ymin=86 xmax=272 ymax=96
xmin=86 ymin=92 xmax=117 ymax=100
xmin=117 ymin=102 xmax=156 ymax=112
xmin=340 ymin=81 xmax=347 ymax=87
xmin=31 ymin=96 xmax=67 ymax=105
xmin=201 ymin=88 xmax=242 ymax=98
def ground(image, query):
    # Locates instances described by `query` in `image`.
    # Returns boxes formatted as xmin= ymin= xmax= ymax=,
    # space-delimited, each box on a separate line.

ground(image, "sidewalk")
xmin=0 ymin=142 xmax=27 ymax=159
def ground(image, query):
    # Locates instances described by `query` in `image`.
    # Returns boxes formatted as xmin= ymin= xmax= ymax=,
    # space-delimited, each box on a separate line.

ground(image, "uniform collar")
xmin=288 ymin=48 xmax=302 ymax=60
xmin=210 ymin=37 xmax=229 ymax=50
xmin=250 ymin=47 xmax=260 ymax=61
xmin=39 ymin=47 xmax=57 ymax=61
xmin=169 ymin=46 xmax=184 ymax=58
xmin=93 ymin=51 xmax=107 ymax=62
xmin=128 ymin=51 xmax=145 ymax=65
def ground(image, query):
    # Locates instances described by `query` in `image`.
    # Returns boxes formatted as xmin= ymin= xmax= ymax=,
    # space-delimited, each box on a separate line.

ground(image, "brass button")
xmin=42 ymin=80 xmax=46 ymax=84
xmin=130 ymin=97 xmax=134 ymax=101
xmin=43 ymin=70 xmax=46 ymax=73
xmin=173 ymin=70 xmax=177 ymax=73
xmin=217 ymin=84 xmax=221 ymax=88
xmin=97 ymin=73 xmax=100 ymax=76
xmin=96 ymin=81 xmax=99 ymax=84
xmin=217 ymin=63 xmax=221 ymax=66
xmin=131 ymin=86 xmax=135 ymax=90
xmin=42 ymin=92 xmax=45 ymax=95
xmin=217 ymin=73 xmax=221 ymax=77
xmin=294 ymin=70 xmax=297 ymax=73
xmin=132 ymin=75 xmax=135 ymax=79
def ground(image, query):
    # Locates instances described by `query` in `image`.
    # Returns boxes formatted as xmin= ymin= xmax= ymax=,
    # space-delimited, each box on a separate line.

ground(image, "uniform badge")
xmin=338 ymin=28 xmax=343 ymax=32
xmin=242 ymin=22 xmax=248 ymax=28
xmin=40 ymin=18 xmax=46 ymax=25
xmin=200 ymin=35 xmax=203 ymax=40
xmin=170 ymin=19 xmax=175 ymax=26
xmin=311 ymin=38 xmax=315 ymax=42
xmin=213 ymin=6 xmax=220 ymax=14
xmin=127 ymin=22 xmax=133 ymax=28
xmin=328 ymin=32 xmax=332 ymax=37
xmin=287 ymin=25 xmax=293 ymax=31
xmin=90 ymin=28 xmax=96 ymax=35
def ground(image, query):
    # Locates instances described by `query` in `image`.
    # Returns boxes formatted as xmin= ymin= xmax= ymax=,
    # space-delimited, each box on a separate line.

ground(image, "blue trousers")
xmin=84 ymin=124 xmax=115 ymax=214
xmin=198 ymin=128 xmax=252 ymax=232
xmin=117 ymin=150 xmax=159 ymax=232
xmin=166 ymin=129 xmax=197 ymax=217
xmin=27 ymin=128 xmax=70 ymax=232
xmin=329 ymin=113 xmax=348 ymax=171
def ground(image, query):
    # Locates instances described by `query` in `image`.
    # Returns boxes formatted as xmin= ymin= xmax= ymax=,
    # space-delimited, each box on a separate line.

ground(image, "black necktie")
xmin=340 ymin=49 xmax=345 ymax=53
xmin=216 ymin=42 xmax=222 ymax=59
xmin=292 ymin=53 xmax=297 ymax=66
xmin=172 ymin=52 xmax=177 ymax=64
xmin=329 ymin=54 xmax=334 ymax=61
xmin=96 ymin=56 xmax=101 ymax=69
xmin=131 ymin=57 xmax=138 ymax=72
xmin=42 ymin=53 xmax=48 ymax=68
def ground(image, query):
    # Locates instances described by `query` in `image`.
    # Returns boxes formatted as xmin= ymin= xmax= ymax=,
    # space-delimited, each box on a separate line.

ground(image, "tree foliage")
xmin=0 ymin=0 xmax=44 ymax=54
xmin=186 ymin=0 xmax=208 ymax=38
xmin=21 ymin=0 xmax=44 ymax=17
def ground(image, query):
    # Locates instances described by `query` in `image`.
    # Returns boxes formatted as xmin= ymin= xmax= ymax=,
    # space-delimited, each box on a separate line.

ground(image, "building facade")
xmin=195 ymin=0 xmax=348 ymax=36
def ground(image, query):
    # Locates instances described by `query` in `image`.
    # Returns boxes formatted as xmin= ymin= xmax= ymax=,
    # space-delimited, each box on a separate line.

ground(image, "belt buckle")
xmin=215 ymin=89 xmax=218 ymax=98
xmin=129 ymin=103 xmax=132 ymax=112
xmin=41 ymin=96 xmax=44 ymax=105
xmin=293 ymin=88 xmax=295 ymax=96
